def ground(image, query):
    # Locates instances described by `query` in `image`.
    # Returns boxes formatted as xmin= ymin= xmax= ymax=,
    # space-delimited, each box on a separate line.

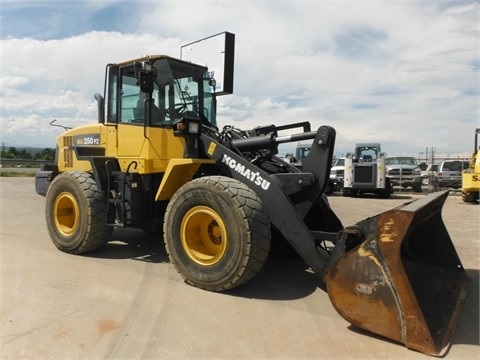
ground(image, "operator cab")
xmin=104 ymin=56 xmax=217 ymax=128
xmin=354 ymin=144 xmax=380 ymax=163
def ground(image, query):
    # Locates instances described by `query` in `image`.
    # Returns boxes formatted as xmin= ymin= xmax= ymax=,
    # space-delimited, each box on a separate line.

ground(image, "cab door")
xmin=105 ymin=63 xmax=148 ymax=158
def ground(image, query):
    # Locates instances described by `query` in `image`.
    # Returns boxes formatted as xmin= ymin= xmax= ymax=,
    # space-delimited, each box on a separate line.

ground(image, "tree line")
xmin=0 ymin=147 xmax=55 ymax=161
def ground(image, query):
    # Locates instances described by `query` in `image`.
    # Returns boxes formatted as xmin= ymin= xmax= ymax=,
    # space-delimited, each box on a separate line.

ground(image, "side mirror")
xmin=136 ymin=61 xmax=155 ymax=94
xmin=208 ymin=78 xmax=217 ymax=90
xmin=139 ymin=69 xmax=154 ymax=94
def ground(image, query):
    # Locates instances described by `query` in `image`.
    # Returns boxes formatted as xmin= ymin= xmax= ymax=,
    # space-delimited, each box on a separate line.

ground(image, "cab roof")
xmin=114 ymin=55 xmax=208 ymax=71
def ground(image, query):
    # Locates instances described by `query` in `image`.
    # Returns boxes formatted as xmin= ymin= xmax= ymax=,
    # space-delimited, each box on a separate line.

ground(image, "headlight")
xmin=413 ymin=167 xmax=421 ymax=175
xmin=174 ymin=118 xmax=202 ymax=137
xmin=188 ymin=121 xmax=200 ymax=134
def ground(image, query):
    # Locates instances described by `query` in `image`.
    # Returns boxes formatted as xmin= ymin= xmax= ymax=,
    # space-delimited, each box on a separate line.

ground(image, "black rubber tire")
xmin=462 ymin=191 xmax=479 ymax=204
xmin=324 ymin=181 xmax=334 ymax=195
xmin=45 ymin=171 xmax=113 ymax=254
xmin=377 ymin=190 xmax=391 ymax=199
xmin=163 ymin=176 xmax=271 ymax=292
xmin=412 ymin=183 xmax=422 ymax=193
xmin=377 ymin=178 xmax=392 ymax=198
xmin=341 ymin=187 xmax=353 ymax=197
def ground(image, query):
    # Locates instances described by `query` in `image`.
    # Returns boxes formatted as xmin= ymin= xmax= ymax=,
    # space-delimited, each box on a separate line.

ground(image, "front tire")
xmin=45 ymin=171 xmax=113 ymax=254
xmin=164 ymin=176 xmax=271 ymax=291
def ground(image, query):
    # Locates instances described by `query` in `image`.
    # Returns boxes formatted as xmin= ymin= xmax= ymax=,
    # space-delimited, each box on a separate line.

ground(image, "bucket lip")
xmin=396 ymin=190 xmax=449 ymax=212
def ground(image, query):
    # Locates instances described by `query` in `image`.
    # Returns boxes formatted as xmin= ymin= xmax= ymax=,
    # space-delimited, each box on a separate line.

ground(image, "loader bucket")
xmin=325 ymin=190 xmax=469 ymax=356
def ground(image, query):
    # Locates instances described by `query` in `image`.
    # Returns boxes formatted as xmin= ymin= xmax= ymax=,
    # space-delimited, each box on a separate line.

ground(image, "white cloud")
xmin=1 ymin=31 xmax=184 ymax=145
xmin=0 ymin=1 xmax=478 ymax=158
xmin=1 ymin=75 xmax=30 ymax=88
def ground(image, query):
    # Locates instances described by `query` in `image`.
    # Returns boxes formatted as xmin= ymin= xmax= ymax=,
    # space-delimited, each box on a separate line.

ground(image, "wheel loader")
xmin=35 ymin=54 xmax=469 ymax=356
xmin=461 ymin=128 xmax=480 ymax=203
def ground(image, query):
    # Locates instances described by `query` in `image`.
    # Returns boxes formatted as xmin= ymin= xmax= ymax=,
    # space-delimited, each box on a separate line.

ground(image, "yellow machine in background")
xmin=462 ymin=128 xmax=480 ymax=203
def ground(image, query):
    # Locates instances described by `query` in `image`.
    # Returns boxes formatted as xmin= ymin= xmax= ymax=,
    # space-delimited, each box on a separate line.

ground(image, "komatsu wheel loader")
xmin=462 ymin=128 xmax=480 ymax=203
xmin=35 ymin=53 xmax=469 ymax=356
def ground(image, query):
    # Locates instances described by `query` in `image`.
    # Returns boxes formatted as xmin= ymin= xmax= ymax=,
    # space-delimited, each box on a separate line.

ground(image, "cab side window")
xmin=106 ymin=67 xmax=118 ymax=123
xmin=120 ymin=74 xmax=142 ymax=123
xmin=118 ymin=66 xmax=162 ymax=124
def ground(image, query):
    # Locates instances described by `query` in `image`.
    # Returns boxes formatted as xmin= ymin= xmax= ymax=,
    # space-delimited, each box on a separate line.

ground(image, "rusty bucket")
xmin=325 ymin=190 xmax=470 ymax=356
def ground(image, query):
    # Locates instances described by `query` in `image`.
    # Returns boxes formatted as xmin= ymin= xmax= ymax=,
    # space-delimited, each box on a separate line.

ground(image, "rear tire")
xmin=45 ymin=171 xmax=112 ymax=254
xmin=164 ymin=176 xmax=271 ymax=291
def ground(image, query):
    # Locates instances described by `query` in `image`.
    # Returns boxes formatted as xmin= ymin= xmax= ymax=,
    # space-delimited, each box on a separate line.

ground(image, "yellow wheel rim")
xmin=53 ymin=192 xmax=79 ymax=237
xmin=180 ymin=206 xmax=227 ymax=266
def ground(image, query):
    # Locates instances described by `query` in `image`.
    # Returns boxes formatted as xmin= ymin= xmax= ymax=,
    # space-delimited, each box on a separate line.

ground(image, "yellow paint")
xmin=56 ymin=123 xmax=104 ymax=172
xmin=56 ymin=122 xmax=192 ymax=174
xmin=155 ymin=158 xmax=215 ymax=201
xmin=379 ymin=218 xmax=397 ymax=243
xmin=105 ymin=124 xmax=187 ymax=173
xmin=207 ymin=142 xmax=216 ymax=156
xmin=180 ymin=205 xmax=227 ymax=266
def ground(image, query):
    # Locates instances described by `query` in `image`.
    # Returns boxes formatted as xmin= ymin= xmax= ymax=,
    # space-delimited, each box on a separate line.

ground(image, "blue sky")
xmin=1 ymin=0 xmax=479 ymax=159
xmin=1 ymin=1 xmax=142 ymax=39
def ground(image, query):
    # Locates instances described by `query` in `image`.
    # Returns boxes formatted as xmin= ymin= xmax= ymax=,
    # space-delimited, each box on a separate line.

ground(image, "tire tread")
xmin=164 ymin=175 xmax=271 ymax=291
xmin=46 ymin=171 xmax=112 ymax=254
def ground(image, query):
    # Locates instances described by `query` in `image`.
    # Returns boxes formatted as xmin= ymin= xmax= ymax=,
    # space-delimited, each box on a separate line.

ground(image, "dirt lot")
xmin=1 ymin=177 xmax=478 ymax=359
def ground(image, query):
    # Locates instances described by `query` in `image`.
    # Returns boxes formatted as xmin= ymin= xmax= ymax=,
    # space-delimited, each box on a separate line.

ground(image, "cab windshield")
xmin=151 ymin=58 xmax=216 ymax=127
xmin=109 ymin=57 xmax=217 ymax=127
